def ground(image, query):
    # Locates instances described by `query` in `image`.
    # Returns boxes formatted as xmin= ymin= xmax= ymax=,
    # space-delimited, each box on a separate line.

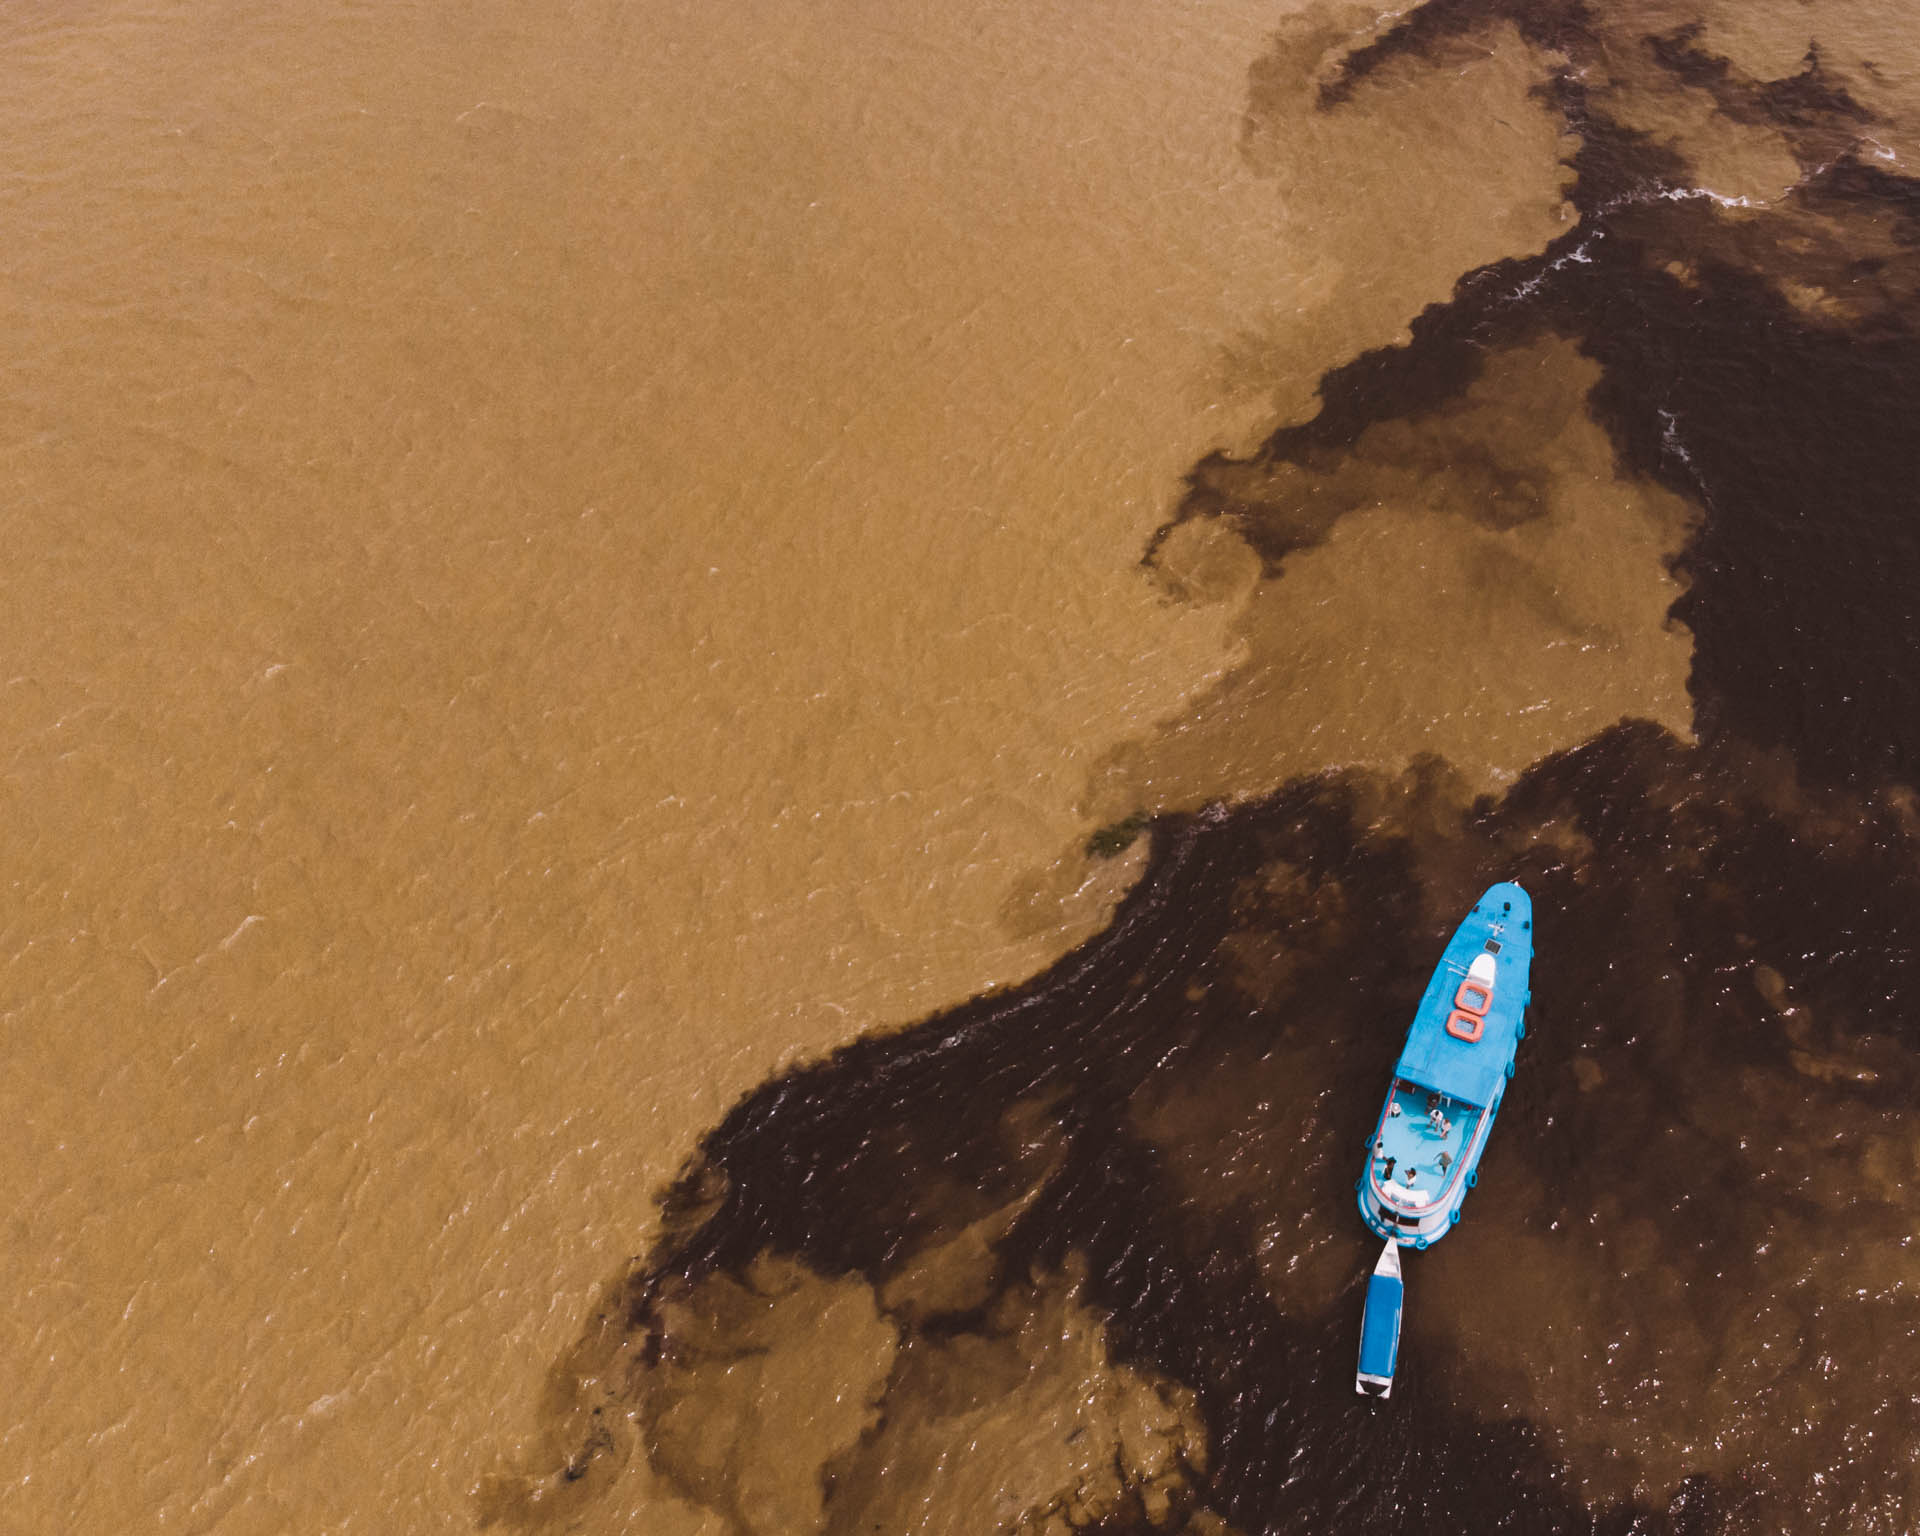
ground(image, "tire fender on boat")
xmin=1466 ymin=1169 xmax=1477 ymax=1189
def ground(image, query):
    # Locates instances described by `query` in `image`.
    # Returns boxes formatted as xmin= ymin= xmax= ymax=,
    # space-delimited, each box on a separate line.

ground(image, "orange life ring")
xmin=1455 ymin=979 xmax=1492 ymax=1016
xmin=1445 ymin=1008 xmax=1485 ymax=1042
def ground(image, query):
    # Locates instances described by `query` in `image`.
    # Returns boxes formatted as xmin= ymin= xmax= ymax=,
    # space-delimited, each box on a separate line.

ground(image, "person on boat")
xmin=1437 ymin=1151 xmax=1452 ymax=1176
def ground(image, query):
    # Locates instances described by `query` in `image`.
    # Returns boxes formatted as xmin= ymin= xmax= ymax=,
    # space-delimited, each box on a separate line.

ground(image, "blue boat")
xmin=1354 ymin=882 xmax=1532 ymax=1395
xmin=1354 ymin=1240 xmax=1403 ymax=1397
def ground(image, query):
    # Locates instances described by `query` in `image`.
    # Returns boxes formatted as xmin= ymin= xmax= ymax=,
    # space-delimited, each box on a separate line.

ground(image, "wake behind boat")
xmin=1355 ymin=881 xmax=1533 ymax=1395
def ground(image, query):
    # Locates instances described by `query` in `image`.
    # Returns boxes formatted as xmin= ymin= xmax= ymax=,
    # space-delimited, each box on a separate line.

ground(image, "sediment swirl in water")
xmin=500 ymin=2 xmax=1920 ymax=1532
xmin=499 ymin=739 xmax=1920 ymax=1534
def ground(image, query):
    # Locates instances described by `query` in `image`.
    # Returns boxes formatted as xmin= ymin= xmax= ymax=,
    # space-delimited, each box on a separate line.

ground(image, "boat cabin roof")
xmin=1393 ymin=883 xmax=1531 ymax=1109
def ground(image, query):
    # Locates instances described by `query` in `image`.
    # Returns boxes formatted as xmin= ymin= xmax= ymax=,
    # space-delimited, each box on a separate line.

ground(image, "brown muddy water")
xmin=9 ymin=2 xmax=1920 ymax=1534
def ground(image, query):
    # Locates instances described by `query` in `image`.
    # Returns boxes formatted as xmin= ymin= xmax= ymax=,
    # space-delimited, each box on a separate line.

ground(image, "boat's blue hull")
xmin=1357 ymin=882 xmax=1532 ymax=1249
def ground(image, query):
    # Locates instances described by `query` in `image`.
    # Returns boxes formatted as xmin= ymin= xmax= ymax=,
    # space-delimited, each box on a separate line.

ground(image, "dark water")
xmin=492 ymin=3 xmax=1920 ymax=1531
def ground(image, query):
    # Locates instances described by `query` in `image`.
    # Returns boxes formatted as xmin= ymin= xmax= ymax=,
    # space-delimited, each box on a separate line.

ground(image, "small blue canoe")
xmin=1355 ymin=882 xmax=1532 ymax=1395
xmin=1355 ymin=1240 xmax=1403 ymax=1397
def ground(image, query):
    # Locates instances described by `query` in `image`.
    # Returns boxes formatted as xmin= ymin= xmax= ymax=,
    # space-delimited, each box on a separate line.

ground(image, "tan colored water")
xmin=3 ymin=6 xmax=1273 ymax=1528
xmin=0 ymin=2 xmax=1438 ymax=1529
xmin=16 ymin=0 xmax=1902 ymax=1530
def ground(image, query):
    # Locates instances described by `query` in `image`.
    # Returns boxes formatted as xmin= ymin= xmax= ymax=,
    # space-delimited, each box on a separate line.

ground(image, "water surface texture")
xmin=9 ymin=1 xmax=1920 ymax=1533
xmin=501 ymin=3 xmax=1920 ymax=1534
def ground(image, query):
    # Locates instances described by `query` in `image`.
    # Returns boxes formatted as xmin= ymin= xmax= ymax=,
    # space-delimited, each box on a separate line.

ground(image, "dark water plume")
xmin=495 ymin=734 xmax=1920 ymax=1535
xmin=1177 ymin=0 xmax=1920 ymax=785
xmin=493 ymin=2 xmax=1920 ymax=1531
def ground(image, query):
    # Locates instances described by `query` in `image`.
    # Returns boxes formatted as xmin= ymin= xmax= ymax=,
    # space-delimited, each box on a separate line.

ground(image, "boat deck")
xmin=1370 ymin=1081 xmax=1481 ymax=1208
